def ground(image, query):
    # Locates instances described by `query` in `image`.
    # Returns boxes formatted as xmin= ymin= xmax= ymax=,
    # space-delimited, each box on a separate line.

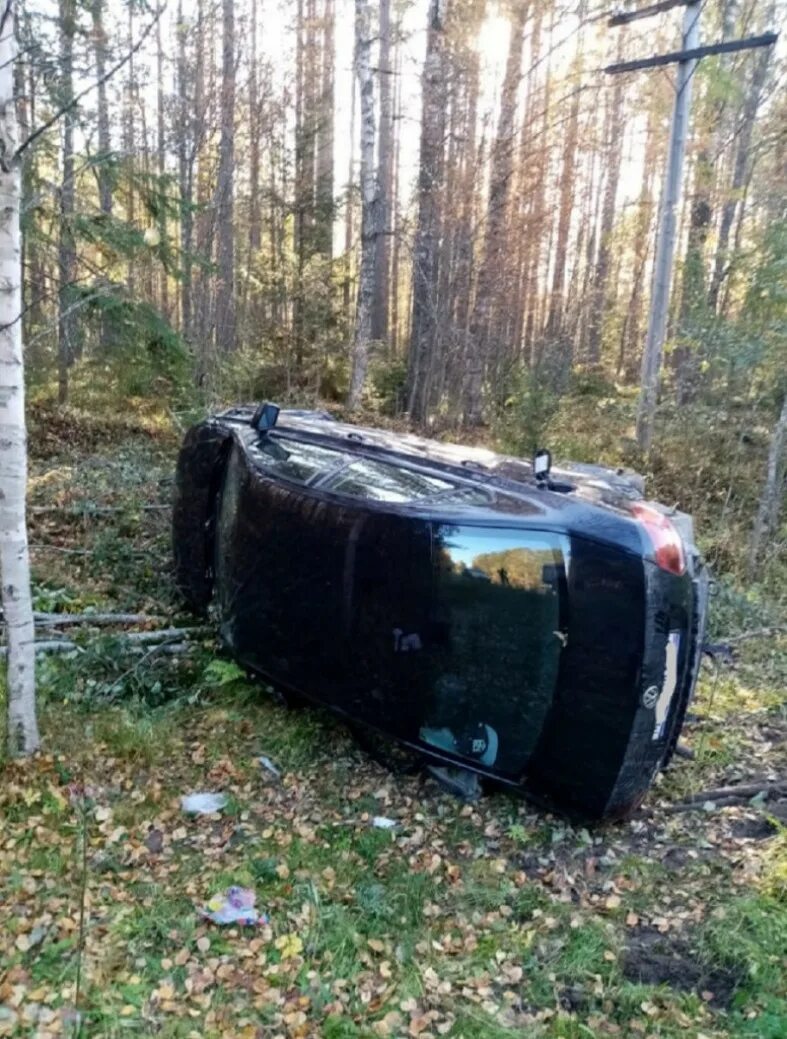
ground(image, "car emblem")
xmin=642 ymin=686 xmax=659 ymax=710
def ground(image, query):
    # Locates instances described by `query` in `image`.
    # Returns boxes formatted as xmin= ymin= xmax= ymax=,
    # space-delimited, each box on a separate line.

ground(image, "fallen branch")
xmin=721 ymin=626 xmax=787 ymax=644
xmin=665 ymin=779 xmax=787 ymax=813
xmin=29 ymin=504 xmax=170 ymax=515
xmin=683 ymin=779 xmax=787 ymax=803
xmin=33 ymin=612 xmax=162 ymax=627
xmin=0 ymin=627 xmax=210 ymax=658
xmin=0 ymin=639 xmax=198 ymax=659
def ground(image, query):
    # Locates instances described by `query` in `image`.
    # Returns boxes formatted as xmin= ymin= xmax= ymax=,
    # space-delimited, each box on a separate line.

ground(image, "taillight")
xmin=631 ymin=503 xmax=686 ymax=576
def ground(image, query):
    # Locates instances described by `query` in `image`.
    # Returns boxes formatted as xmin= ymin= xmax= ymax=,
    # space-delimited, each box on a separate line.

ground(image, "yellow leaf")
xmin=274 ymin=933 xmax=303 ymax=959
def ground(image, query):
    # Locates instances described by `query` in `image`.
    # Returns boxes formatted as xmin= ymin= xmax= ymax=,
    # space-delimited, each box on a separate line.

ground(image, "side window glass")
xmin=250 ymin=436 xmax=348 ymax=484
xmin=324 ymin=459 xmax=455 ymax=503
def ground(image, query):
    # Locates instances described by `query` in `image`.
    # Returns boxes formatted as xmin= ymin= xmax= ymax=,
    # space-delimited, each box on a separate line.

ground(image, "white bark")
xmin=0 ymin=0 xmax=39 ymax=756
xmin=347 ymin=0 xmax=379 ymax=411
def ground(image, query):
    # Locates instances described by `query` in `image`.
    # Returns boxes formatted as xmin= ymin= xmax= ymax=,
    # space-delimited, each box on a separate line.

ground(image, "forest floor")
xmin=1 ymin=403 xmax=786 ymax=1039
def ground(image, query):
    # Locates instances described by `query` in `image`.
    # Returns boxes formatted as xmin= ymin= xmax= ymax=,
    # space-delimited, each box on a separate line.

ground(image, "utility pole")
xmin=607 ymin=2 xmax=778 ymax=453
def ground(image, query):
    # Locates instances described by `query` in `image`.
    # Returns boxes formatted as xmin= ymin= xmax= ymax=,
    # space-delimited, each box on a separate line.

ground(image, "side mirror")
xmin=533 ymin=448 xmax=552 ymax=483
xmin=251 ymin=402 xmax=280 ymax=433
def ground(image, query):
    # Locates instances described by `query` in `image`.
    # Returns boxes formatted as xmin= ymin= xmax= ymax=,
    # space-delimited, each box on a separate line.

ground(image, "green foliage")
xmin=496 ymin=365 xmax=561 ymax=456
xmin=370 ymin=358 xmax=408 ymax=415
xmin=80 ymin=287 xmax=193 ymax=400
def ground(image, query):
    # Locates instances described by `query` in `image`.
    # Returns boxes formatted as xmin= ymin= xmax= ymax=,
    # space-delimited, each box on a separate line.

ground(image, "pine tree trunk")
xmin=215 ymin=0 xmax=236 ymax=352
xmin=0 ymin=2 xmax=40 ymax=756
xmin=343 ymin=52 xmax=356 ymax=320
xmin=315 ymin=0 xmax=335 ymax=259
xmin=92 ymin=0 xmax=112 ymax=216
xmin=406 ymin=0 xmax=447 ymax=424
xmin=462 ymin=3 xmax=527 ymax=425
xmin=124 ymin=4 xmax=136 ymax=295
xmin=544 ymin=74 xmax=582 ymax=350
xmin=708 ymin=42 xmax=772 ymax=312
xmin=177 ymin=0 xmax=193 ymax=340
xmin=371 ymin=0 xmax=393 ymax=344
xmin=347 ymin=0 xmax=379 ymax=410
xmin=57 ymin=0 xmax=77 ymax=405
xmin=389 ymin=37 xmax=402 ymax=355
xmin=248 ymin=0 xmax=262 ymax=254
xmin=586 ymin=39 xmax=624 ymax=366
xmin=156 ymin=12 xmax=169 ymax=317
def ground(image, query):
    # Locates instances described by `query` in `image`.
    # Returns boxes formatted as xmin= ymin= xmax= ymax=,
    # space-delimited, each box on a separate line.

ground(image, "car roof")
xmin=213 ymin=407 xmax=646 ymax=559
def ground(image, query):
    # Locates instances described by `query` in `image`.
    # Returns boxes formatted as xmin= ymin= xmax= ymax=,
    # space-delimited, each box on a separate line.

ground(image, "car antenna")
xmin=250 ymin=402 xmax=280 ymax=434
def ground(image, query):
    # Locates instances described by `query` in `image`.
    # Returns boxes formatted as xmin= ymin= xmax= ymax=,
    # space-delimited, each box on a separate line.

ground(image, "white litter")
xmin=258 ymin=755 xmax=282 ymax=779
xmin=181 ymin=792 xmax=228 ymax=814
xmin=372 ymin=816 xmax=397 ymax=829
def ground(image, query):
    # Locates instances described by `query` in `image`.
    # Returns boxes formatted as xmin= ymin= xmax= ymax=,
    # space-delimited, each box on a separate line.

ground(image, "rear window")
xmin=323 ymin=459 xmax=455 ymax=503
xmin=250 ymin=435 xmax=348 ymax=484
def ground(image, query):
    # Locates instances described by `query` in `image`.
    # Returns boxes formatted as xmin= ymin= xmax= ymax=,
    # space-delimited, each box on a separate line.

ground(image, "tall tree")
xmin=92 ymin=0 xmax=112 ymax=217
xmin=462 ymin=2 xmax=527 ymax=424
xmin=586 ymin=38 xmax=625 ymax=366
xmin=406 ymin=0 xmax=448 ymax=423
xmin=0 ymin=0 xmax=40 ymax=755
xmin=315 ymin=0 xmax=335 ymax=259
xmin=708 ymin=41 xmax=773 ymax=312
xmin=57 ymin=0 xmax=77 ymax=404
xmin=371 ymin=0 xmax=393 ymax=344
xmin=176 ymin=0 xmax=194 ymax=340
xmin=156 ymin=8 xmax=169 ymax=317
xmin=215 ymin=0 xmax=236 ymax=352
xmin=347 ymin=0 xmax=379 ymax=409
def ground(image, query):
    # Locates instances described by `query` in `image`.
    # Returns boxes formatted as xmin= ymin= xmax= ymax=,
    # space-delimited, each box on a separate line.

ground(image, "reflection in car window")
xmin=420 ymin=526 xmax=569 ymax=775
xmin=433 ymin=484 xmax=494 ymax=506
xmin=324 ymin=459 xmax=455 ymax=503
xmin=250 ymin=436 xmax=348 ymax=484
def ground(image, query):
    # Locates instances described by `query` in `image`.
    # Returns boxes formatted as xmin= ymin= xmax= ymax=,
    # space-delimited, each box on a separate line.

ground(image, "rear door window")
xmin=249 ymin=435 xmax=349 ymax=484
xmin=322 ymin=458 xmax=455 ymax=503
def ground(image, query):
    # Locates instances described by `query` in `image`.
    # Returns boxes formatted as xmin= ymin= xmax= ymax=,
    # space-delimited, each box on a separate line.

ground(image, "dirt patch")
xmin=621 ymin=929 xmax=741 ymax=1007
xmin=28 ymin=403 xmax=169 ymax=459
xmin=729 ymin=814 xmax=779 ymax=840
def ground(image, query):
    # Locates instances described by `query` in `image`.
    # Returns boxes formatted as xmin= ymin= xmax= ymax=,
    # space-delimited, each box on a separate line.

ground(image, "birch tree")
xmin=347 ymin=0 xmax=379 ymax=410
xmin=0 ymin=0 xmax=40 ymax=756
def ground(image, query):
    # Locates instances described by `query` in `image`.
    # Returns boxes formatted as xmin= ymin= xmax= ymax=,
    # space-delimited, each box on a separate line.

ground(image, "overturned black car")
xmin=173 ymin=405 xmax=709 ymax=820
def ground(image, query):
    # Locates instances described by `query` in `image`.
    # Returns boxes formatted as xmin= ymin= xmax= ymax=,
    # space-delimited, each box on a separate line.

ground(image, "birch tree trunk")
xmin=0 ymin=0 xmax=40 ymax=756
xmin=347 ymin=0 xmax=379 ymax=411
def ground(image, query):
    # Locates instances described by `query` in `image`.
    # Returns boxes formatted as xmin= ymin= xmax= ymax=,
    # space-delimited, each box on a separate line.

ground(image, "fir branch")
xmin=16 ymin=4 xmax=164 ymax=159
